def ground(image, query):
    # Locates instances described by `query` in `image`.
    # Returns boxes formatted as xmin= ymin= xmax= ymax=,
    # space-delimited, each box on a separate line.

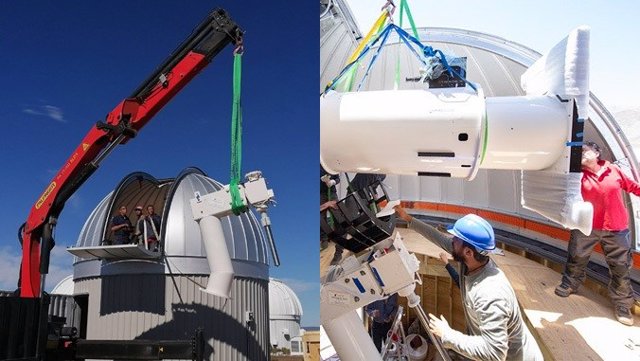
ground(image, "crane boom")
xmin=20 ymin=8 xmax=242 ymax=298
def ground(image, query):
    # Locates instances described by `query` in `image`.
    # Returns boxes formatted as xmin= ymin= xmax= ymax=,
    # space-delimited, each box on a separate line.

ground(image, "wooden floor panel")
xmin=400 ymin=228 xmax=640 ymax=361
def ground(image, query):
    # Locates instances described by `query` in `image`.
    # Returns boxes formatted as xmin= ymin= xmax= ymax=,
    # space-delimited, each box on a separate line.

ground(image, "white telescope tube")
xmin=323 ymin=311 xmax=382 ymax=361
xmin=321 ymin=88 xmax=484 ymax=179
xmin=197 ymin=215 xmax=234 ymax=298
xmin=483 ymin=95 xmax=570 ymax=169
xmin=320 ymin=89 xmax=571 ymax=179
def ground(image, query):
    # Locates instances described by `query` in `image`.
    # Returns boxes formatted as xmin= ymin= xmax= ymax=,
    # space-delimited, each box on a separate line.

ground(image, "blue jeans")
xmin=371 ymin=321 xmax=392 ymax=352
xmin=561 ymin=229 xmax=634 ymax=309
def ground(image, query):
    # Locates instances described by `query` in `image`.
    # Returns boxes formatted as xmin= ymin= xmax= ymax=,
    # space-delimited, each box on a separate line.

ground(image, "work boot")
xmin=615 ymin=306 xmax=634 ymax=326
xmin=330 ymin=252 xmax=342 ymax=266
xmin=330 ymin=244 xmax=344 ymax=265
xmin=554 ymin=283 xmax=577 ymax=297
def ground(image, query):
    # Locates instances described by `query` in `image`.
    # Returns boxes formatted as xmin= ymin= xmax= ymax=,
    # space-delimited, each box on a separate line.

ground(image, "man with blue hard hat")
xmin=395 ymin=206 xmax=543 ymax=361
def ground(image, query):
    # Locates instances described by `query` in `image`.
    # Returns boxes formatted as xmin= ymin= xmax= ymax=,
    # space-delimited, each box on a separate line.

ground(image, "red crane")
xmin=19 ymin=8 xmax=242 ymax=299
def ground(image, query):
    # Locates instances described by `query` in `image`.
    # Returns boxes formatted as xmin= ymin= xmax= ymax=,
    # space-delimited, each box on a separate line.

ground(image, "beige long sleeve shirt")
xmin=409 ymin=218 xmax=543 ymax=361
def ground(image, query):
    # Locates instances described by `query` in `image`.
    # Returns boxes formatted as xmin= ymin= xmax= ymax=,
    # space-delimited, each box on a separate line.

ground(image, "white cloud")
xmin=278 ymin=278 xmax=318 ymax=294
xmin=44 ymin=105 xmax=64 ymax=122
xmin=23 ymin=104 xmax=67 ymax=123
xmin=44 ymin=245 xmax=74 ymax=291
xmin=0 ymin=245 xmax=73 ymax=292
xmin=0 ymin=247 xmax=22 ymax=291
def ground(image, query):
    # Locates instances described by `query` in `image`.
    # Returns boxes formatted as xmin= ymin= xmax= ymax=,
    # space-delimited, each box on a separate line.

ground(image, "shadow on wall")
xmin=137 ymin=303 xmax=267 ymax=361
xmin=99 ymin=272 xmax=167 ymax=316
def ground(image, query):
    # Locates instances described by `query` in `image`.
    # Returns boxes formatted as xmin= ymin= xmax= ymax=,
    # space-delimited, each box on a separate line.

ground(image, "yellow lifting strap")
xmin=340 ymin=9 xmax=390 ymax=91
xmin=346 ymin=10 xmax=389 ymax=64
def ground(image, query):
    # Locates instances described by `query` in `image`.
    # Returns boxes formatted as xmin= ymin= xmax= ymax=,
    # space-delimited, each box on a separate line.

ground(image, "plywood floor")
xmin=320 ymin=229 xmax=640 ymax=361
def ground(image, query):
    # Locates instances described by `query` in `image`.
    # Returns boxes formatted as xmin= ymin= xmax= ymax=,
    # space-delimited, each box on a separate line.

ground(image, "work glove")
xmin=321 ymin=174 xmax=336 ymax=187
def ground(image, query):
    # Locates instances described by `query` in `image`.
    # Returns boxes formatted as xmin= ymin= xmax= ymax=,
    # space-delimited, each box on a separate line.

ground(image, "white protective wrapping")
xmin=520 ymin=26 xmax=593 ymax=235
xmin=521 ymin=171 xmax=593 ymax=235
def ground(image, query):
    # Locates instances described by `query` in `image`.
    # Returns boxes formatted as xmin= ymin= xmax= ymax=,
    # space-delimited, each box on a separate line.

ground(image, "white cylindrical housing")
xmin=198 ymin=215 xmax=234 ymax=298
xmin=323 ymin=311 xmax=382 ymax=361
xmin=482 ymin=96 xmax=570 ymax=170
xmin=321 ymin=89 xmax=485 ymax=179
xmin=321 ymin=90 xmax=573 ymax=178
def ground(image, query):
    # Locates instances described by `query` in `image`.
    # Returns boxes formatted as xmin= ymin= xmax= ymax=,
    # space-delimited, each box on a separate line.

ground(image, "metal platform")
xmin=66 ymin=244 xmax=160 ymax=260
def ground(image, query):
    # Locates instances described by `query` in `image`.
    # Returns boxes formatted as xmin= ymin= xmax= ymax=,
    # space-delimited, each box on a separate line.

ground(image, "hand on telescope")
xmin=428 ymin=313 xmax=451 ymax=339
xmin=393 ymin=206 xmax=413 ymax=223
xmin=321 ymin=174 xmax=336 ymax=187
xmin=320 ymin=200 xmax=338 ymax=212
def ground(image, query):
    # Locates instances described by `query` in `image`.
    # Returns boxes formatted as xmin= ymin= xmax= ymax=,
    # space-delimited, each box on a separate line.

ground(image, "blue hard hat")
xmin=447 ymin=214 xmax=496 ymax=254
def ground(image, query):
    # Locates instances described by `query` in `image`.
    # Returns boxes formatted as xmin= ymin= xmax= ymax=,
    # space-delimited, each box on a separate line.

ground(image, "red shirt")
xmin=581 ymin=160 xmax=640 ymax=231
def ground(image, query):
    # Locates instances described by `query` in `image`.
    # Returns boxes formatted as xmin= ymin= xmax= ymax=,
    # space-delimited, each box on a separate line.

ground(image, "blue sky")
xmin=0 ymin=1 xmax=319 ymax=326
xmin=347 ymin=0 xmax=640 ymax=110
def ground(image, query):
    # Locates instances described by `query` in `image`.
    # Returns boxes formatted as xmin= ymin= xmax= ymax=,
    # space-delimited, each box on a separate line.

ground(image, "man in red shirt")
xmin=555 ymin=141 xmax=638 ymax=326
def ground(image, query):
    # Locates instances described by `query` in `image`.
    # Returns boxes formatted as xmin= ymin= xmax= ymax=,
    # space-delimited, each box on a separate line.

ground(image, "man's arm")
xmin=445 ymin=264 xmax=461 ymax=288
xmin=153 ymin=215 xmax=161 ymax=229
xmin=615 ymin=165 xmax=640 ymax=196
xmin=439 ymin=252 xmax=461 ymax=288
xmin=364 ymin=301 xmax=377 ymax=317
xmin=320 ymin=200 xmax=338 ymax=212
xmin=439 ymin=297 xmax=510 ymax=361
xmin=110 ymin=217 xmax=124 ymax=232
xmin=395 ymin=206 xmax=453 ymax=253
xmin=383 ymin=294 xmax=399 ymax=321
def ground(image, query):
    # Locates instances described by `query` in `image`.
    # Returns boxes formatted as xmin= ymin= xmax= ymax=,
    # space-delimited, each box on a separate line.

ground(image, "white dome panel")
xmin=269 ymin=278 xmax=303 ymax=319
xmin=73 ymin=168 xmax=270 ymax=280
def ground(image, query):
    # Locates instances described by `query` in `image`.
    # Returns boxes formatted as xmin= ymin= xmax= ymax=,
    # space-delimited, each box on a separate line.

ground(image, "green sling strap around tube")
xmin=395 ymin=0 xmax=420 ymax=88
xmin=230 ymin=52 xmax=246 ymax=215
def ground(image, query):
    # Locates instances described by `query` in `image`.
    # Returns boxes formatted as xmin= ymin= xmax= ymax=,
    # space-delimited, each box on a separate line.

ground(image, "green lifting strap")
xmin=327 ymin=187 xmax=335 ymax=227
xmin=401 ymin=0 xmax=420 ymax=39
xmin=230 ymin=53 xmax=246 ymax=215
xmin=395 ymin=0 xmax=420 ymax=88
